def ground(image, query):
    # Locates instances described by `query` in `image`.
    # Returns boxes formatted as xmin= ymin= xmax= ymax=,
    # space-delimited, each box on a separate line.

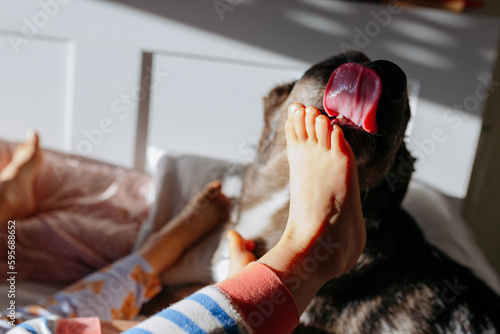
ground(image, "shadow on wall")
xmin=104 ymin=0 xmax=496 ymax=118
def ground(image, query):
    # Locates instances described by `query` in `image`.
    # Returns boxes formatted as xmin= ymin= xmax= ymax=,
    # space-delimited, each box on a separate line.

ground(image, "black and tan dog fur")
xmin=236 ymin=50 xmax=500 ymax=333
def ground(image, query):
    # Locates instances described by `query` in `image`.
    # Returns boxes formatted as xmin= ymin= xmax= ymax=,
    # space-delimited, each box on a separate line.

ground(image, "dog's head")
xmin=257 ymin=51 xmax=414 ymax=218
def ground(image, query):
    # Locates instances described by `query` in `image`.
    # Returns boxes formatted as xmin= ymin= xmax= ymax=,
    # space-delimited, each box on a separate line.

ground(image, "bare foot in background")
xmin=138 ymin=180 xmax=231 ymax=275
xmin=0 ymin=131 xmax=43 ymax=225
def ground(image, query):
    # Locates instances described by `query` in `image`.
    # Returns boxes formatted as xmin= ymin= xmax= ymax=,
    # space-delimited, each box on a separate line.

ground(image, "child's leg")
xmin=258 ymin=103 xmax=366 ymax=314
xmin=224 ymin=105 xmax=366 ymax=283
xmin=137 ymin=181 xmax=230 ymax=274
xmin=0 ymin=181 xmax=230 ymax=325
xmin=0 ymin=253 xmax=157 ymax=330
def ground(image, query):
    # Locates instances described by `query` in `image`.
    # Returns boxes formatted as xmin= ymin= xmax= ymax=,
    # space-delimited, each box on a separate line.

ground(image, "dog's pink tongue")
xmin=323 ymin=63 xmax=381 ymax=133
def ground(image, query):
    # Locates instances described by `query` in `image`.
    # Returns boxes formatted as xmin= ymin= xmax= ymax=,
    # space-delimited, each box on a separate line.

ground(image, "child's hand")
xmin=227 ymin=230 xmax=256 ymax=276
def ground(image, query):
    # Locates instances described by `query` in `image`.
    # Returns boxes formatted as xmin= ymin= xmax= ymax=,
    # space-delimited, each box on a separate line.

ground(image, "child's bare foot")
xmin=283 ymin=103 xmax=366 ymax=272
xmin=0 ymin=131 xmax=43 ymax=224
xmin=258 ymin=103 xmax=366 ymax=313
xmin=138 ymin=181 xmax=231 ymax=275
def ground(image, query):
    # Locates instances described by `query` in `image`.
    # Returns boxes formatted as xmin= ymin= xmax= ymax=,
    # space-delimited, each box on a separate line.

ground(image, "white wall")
xmin=0 ymin=0 xmax=498 ymax=199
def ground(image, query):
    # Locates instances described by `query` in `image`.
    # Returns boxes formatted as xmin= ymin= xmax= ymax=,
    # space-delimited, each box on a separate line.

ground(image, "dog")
xmin=153 ymin=50 xmax=500 ymax=333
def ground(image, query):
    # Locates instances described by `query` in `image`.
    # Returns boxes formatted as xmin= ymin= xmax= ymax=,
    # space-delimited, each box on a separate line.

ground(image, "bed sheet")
xmin=0 ymin=139 xmax=152 ymax=285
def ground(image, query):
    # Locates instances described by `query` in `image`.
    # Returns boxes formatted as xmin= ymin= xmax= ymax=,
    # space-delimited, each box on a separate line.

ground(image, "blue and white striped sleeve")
xmin=122 ymin=286 xmax=252 ymax=334
xmin=2 ymin=317 xmax=57 ymax=334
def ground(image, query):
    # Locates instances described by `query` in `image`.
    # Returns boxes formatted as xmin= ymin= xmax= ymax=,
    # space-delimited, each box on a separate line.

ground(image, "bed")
xmin=1 ymin=145 xmax=499 ymax=310
xmin=0 ymin=0 xmax=499 ymax=316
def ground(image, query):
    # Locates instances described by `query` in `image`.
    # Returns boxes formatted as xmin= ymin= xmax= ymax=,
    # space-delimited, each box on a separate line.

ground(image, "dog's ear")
xmin=263 ymin=81 xmax=296 ymax=121
xmin=255 ymin=82 xmax=296 ymax=162
xmin=362 ymin=141 xmax=415 ymax=220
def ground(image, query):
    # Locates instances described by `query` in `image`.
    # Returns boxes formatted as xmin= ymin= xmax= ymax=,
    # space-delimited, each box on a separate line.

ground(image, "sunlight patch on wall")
xmin=384 ymin=41 xmax=454 ymax=70
xmin=390 ymin=20 xmax=457 ymax=47
xmin=285 ymin=9 xmax=351 ymax=38
xmin=296 ymin=0 xmax=356 ymax=15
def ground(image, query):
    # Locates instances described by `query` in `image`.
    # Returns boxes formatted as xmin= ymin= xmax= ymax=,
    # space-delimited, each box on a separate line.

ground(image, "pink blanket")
xmin=0 ymin=140 xmax=152 ymax=284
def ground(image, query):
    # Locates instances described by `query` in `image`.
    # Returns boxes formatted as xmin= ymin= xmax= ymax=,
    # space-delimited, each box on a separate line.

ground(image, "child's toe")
xmin=285 ymin=119 xmax=298 ymax=142
xmin=330 ymin=125 xmax=355 ymax=160
xmin=305 ymin=106 xmax=320 ymax=142
xmin=293 ymin=106 xmax=307 ymax=141
xmin=315 ymin=115 xmax=331 ymax=149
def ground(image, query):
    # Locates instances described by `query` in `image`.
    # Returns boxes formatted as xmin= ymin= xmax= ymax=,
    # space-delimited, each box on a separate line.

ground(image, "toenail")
xmin=288 ymin=104 xmax=299 ymax=114
xmin=306 ymin=106 xmax=316 ymax=114
xmin=294 ymin=108 xmax=301 ymax=115
xmin=316 ymin=115 xmax=324 ymax=122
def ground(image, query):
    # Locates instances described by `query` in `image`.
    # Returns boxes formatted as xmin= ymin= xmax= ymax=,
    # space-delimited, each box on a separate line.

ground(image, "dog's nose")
xmin=387 ymin=78 xmax=407 ymax=98
xmin=366 ymin=60 xmax=407 ymax=99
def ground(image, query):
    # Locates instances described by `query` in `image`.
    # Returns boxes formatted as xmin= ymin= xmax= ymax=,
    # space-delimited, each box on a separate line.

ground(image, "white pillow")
xmin=133 ymin=147 xmax=245 ymax=251
xmin=403 ymin=180 xmax=500 ymax=294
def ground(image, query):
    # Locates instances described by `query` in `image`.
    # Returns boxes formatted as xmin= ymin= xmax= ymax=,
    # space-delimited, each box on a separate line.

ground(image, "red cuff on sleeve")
xmin=216 ymin=262 xmax=300 ymax=333
xmin=56 ymin=317 xmax=101 ymax=334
